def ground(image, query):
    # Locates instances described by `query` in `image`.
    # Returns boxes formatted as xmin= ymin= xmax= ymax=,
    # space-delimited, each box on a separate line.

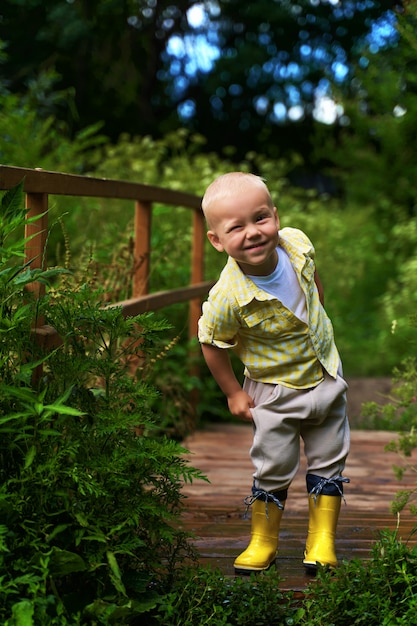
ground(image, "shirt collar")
xmin=279 ymin=229 xmax=310 ymax=273
xmin=224 ymin=257 xmax=275 ymax=307
xmin=223 ymin=228 xmax=310 ymax=307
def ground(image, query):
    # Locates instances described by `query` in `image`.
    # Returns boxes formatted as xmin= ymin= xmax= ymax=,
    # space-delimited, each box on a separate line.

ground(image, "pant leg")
xmin=300 ymin=371 xmax=350 ymax=478
xmin=244 ymin=379 xmax=306 ymax=492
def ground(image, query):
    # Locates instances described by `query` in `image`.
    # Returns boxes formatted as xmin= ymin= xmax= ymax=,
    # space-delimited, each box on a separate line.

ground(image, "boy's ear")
xmin=273 ymin=206 xmax=280 ymax=230
xmin=207 ymin=230 xmax=225 ymax=252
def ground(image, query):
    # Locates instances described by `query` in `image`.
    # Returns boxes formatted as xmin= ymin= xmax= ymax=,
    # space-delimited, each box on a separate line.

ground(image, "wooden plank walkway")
xmin=179 ymin=424 xmax=417 ymax=592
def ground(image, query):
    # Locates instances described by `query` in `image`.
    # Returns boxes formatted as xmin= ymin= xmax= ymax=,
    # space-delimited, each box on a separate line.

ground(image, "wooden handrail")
xmin=0 ymin=165 xmax=201 ymax=207
xmin=0 ymin=164 xmax=210 ymax=342
xmin=112 ymin=281 xmax=214 ymax=317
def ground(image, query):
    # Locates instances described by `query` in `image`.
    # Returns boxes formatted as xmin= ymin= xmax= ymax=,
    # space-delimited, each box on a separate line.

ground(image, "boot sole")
xmin=234 ymin=560 xmax=276 ymax=576
xmin=303 ymin=561 xmax=318 ymax=575
xmin=303 ymin=560 xmax=336 ymax=574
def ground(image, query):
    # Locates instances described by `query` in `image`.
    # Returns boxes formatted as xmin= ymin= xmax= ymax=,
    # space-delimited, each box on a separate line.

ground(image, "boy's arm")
xmin=201 ymin=343 xmax=254 ymax=422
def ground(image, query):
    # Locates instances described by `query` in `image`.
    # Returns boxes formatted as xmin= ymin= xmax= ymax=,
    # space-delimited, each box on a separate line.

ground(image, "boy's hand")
xmin=200 ymin=344 xmax=254 ymax=421
xmin=227 ymin=390 xmax=255 ymax=422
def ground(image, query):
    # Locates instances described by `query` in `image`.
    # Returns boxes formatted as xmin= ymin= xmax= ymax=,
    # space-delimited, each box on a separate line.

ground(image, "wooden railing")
xmin=0 ymin=164 xmax=213 ymax=343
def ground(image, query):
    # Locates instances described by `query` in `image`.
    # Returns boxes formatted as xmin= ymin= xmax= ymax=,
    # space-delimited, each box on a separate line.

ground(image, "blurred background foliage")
xmin=1 ymin=0 xmax=417 ymax=384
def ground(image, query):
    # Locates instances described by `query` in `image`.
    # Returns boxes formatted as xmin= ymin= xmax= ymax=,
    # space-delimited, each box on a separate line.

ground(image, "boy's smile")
xmin=206 ymin=185 xmax=280 ymax=276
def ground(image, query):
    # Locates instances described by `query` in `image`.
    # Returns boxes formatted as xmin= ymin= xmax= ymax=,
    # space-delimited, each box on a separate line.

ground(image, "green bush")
xmin=0 ymin=183 xmax=207 ymax=624
xmin=361 ymin=356 xmax=417 ymax=432
xmin=152 ymin=566 xmax=302 ymax=626
xmin=357 ymin=313 xmax=417 ymax=516
xmin=137 ymin=532 xmax=417 ymax=626
xmin=301 ymin=531 xmax=417 ymax=626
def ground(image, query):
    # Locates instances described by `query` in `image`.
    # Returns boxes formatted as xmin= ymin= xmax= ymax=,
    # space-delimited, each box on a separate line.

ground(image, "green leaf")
xmin=107 ymin=551 xmax=127 ymax=597
xmin=1 ymin=180 xmax=25 ymax=223
xmin=74 ymin=513 xmax=90 ymax=527
xmin=46 ymin=524 xmax=71 ymax=543
xmin=48 ymin=547 xmax=87 ymax=577
xmin=43 ymin=404 xmax=85 ymax=417
xmin=23 ymin=445 xmax=37 ymax=469
xmin=0 ymin=412 xmax=33 ymax=426
xmin=11 ymin=599 xmax=34 ymax=626
xmin=10 ymin=267 xmax=34 ymax=286
xmin=36 ymin=428 xmax=63 ymax=437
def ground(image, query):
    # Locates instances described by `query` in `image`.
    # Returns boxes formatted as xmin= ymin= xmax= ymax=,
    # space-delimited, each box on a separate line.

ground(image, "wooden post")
xmin=25 ymin=192 xmax=48 ymax=311
xmin=25 ymin=192 xmax=48 ymax=385
xmin=133 ymin=200 xmax=152 ymax=297
xmin=189 ymin=208 xmax=206 ymax=340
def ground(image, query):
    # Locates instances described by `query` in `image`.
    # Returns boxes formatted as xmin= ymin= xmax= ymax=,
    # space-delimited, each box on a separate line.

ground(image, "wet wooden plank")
xmin=179 ymin=424 xmax=417 ymax=590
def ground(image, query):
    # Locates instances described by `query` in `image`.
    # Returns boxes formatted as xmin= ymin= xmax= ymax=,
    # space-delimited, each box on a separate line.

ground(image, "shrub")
xmin=0 ymin=182 xmax=207 ymax=624
xmin=152 ymin=566 xmax=302 ymax=626
xmin=358 ymin=314 xmax=417 ymax=517
xmin=301 ymin=531 xmax=417 ymax=626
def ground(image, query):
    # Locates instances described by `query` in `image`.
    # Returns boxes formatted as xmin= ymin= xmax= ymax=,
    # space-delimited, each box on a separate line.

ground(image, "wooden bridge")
xmin=179 ymin=423 xmax=417 ymax=592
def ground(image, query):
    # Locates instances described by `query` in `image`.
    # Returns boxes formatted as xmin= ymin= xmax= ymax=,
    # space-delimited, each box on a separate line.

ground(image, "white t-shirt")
xmin=248 ymin=246 xmax=308 ymax=323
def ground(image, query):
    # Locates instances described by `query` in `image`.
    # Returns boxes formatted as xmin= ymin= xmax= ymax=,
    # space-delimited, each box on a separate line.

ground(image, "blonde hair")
xmin=202 ymin=172 xmax=273 ymax=227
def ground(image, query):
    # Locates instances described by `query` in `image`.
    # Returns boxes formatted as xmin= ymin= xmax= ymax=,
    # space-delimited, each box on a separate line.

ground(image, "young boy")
xmin=198 ymin=172 xmax=350 ymax=574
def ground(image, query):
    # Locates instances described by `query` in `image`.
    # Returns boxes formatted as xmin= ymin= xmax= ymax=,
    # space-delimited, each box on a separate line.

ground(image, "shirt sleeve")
xmin=198 ymin=295 xmax=239 ymax=349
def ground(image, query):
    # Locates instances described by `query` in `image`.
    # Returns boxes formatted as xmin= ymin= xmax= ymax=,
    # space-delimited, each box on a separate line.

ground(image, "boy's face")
xmin=206 ymin=185 xmax=280 ymax=276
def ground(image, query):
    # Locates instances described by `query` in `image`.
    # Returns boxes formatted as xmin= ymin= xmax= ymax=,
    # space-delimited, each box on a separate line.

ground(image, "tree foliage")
xmin=179 ymin=0 xmax=399 ymax=159
xmin=0 ymin=0 xmax=198 ymax=140
xmin=312 ymin=2 xmax=417 ymax=212
xmin=0 ymin=0 xmax=401 ymax=160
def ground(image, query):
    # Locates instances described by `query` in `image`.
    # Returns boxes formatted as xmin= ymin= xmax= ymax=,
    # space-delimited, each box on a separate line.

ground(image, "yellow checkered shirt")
xmin=198 ymin=227 xmax=340 ymax=389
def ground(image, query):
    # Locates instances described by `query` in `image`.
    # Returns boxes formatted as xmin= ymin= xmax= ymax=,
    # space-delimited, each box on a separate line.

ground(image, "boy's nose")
xmin=246 ymin=223 xmax=261 ymax=237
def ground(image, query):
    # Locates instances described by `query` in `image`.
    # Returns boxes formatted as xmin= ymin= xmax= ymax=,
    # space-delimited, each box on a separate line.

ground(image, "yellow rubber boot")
xmin=234 ymin=499 xmax=284 ymax=574
xmin=303 ymin=494 xmax=341 ymax=571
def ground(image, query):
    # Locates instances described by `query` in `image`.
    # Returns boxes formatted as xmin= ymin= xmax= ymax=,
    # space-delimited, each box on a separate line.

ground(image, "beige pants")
xmin=244 ymin=371 xmax=350 ymax=493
